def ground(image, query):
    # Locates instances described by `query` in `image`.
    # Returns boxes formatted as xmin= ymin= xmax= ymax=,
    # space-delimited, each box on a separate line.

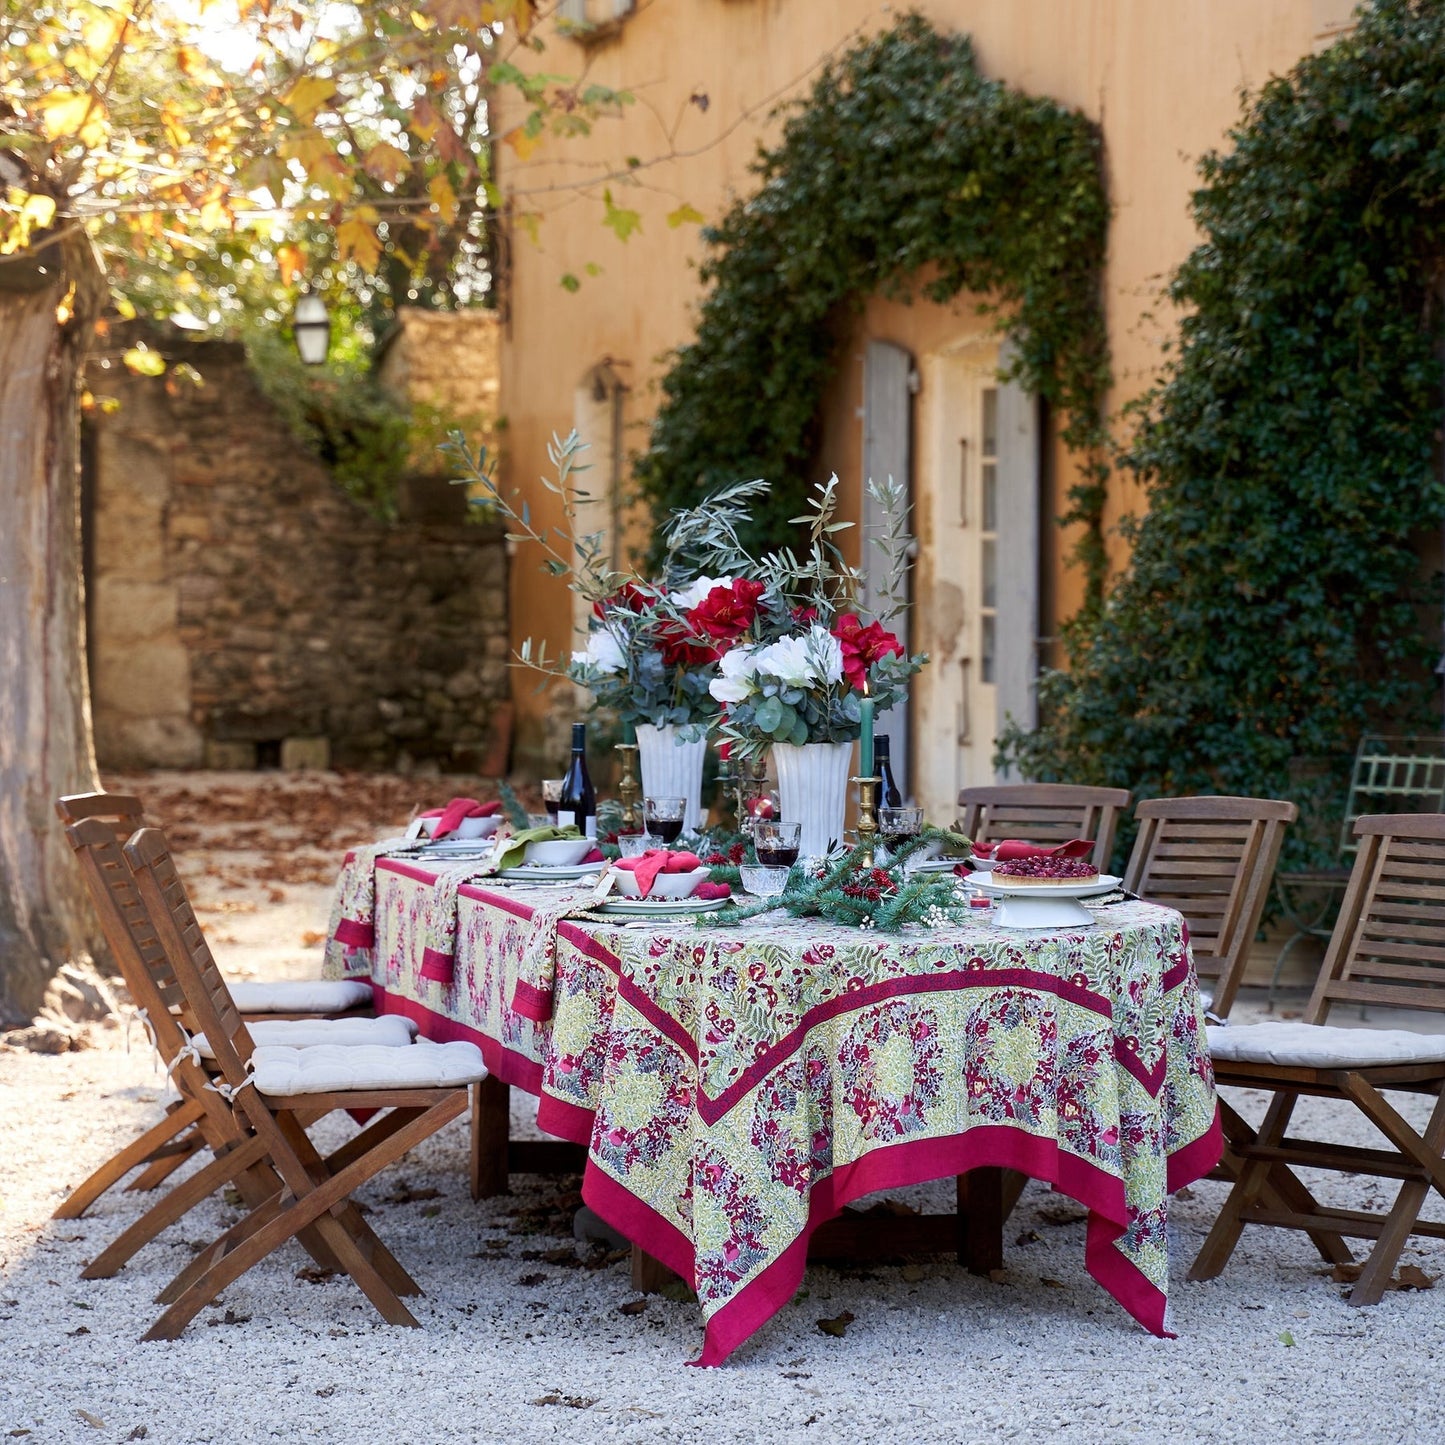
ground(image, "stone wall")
xmin=88 ymin=322 xmax=510 ymax=772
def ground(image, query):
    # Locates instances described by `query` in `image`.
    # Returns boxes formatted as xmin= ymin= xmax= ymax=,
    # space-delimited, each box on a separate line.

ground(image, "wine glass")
xmin=643 ymin=796 xmax=687 ymax=845
xmin=753 ymin=820 xmax=802 ymax=868
xmin=541 ymin=779 xmax=564 ymax=823
xmin=879 ymin=805 xmax=924 ymax=850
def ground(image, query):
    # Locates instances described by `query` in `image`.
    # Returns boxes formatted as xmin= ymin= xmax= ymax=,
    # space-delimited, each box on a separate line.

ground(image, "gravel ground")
xmin=5 ymin=773 xmax=1445 ymax=1443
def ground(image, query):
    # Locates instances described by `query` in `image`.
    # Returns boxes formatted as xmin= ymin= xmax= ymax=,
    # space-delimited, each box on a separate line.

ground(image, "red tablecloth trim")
xmin=334 ymin=917 xmax=375 ymax=949
xmin=584 ymin=1107 xmax=1223 ymax=1366
xmin=418 ymin=947 xmax=455 ymax=985
xmin=512 ymin=978 xmax=554 ymax=1023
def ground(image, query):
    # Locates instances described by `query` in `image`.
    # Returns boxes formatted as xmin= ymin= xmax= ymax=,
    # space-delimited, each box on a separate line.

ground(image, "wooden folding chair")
xmin=59 ymin=816 xmax=354 ymax=1283
xmin=957 ymin=783 xmax=1131 ymax=871
xmin=58 ymin=790 xmax=377 ymax=1024
xmin=124 ymin=826 xmax=486 ymax=1338
xmin=1192 ymin=813 xmax=1445 ymax=1302
xmin=1124 ymin=795 xmax=1297 ymax=1022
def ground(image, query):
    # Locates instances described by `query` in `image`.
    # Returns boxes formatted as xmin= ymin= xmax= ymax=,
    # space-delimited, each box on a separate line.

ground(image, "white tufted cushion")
xmin=229 ymin=980 xmax=374 ymax=1014
xmin=1208 ymin=1021 xmax=1445 ymax=1069
xmin=248 ymin=1039 xmax=486 ymax=1096
xmin=193 ymin=1015 xmax=417 ymax=1060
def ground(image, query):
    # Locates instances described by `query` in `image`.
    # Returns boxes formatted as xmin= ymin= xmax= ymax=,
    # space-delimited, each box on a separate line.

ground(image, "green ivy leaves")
xmin=633 ymin=15 xmax=1111 ymax=578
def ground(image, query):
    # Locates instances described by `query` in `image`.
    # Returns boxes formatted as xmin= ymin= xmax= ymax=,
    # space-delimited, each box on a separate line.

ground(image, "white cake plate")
xmin=972 ymin=875 xmax=1121 ymax=930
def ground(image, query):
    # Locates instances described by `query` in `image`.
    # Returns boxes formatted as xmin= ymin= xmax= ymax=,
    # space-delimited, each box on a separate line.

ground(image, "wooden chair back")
xmin=62 ymin=819 xmax=231 ymax=1123
xmin=957 ymin=784 xmax=1131 ymax=871
xmin=56 ymin=791 xmax=148 ymax=842
xmin=122 ymin=827 xmax=257 ymax=1087
xmin=1123 ymin=795 xmax=1296 ymax=1019
xmin=1308 ymin=812 xmax=1445 ymax=1021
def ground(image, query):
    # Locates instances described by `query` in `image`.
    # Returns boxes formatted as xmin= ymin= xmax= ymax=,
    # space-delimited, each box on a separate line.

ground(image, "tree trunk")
xmin=0 ymin=229 xmax=107 ymax=1024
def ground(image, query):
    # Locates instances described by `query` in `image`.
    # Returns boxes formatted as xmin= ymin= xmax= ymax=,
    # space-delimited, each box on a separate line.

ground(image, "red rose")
xmin=831 ymin=612 xmax=905 ymax=690
xmin=655 ymin=616 xmax=721 ymax=667
xmin=792 ymin=604 xmax=819 ymax=626
xmin=686 ymin=578 xmax=765 ymax=645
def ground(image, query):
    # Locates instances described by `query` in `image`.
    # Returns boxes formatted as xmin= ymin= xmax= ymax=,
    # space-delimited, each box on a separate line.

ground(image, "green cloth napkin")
xmin=488 ymin=824 xmax=582 ymax=874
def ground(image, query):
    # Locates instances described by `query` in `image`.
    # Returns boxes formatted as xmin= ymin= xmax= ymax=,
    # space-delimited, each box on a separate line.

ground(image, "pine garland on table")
xmin=701 ymin=828 xmax=974 ymax=932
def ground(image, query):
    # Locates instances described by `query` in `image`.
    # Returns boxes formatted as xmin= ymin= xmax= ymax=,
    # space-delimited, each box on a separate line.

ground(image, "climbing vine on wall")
xmin=1002 ymin=0 xmax=1445 ymax=822
xmin=634 ymin=13 xmax=1112 ymax=598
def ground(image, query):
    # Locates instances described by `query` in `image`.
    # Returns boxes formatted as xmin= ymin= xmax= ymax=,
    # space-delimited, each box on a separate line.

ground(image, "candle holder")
xmin=615 ymin=742 xmax=641 ymax=834
xmin=714 ymin=751 xmax=736 ymax=832
xmin=852 ymin=774 xmax=881 ymax=868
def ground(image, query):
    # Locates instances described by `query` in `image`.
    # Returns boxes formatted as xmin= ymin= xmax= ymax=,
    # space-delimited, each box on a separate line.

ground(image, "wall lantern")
xmin=292 ymin=291 xmax=331 ymax=366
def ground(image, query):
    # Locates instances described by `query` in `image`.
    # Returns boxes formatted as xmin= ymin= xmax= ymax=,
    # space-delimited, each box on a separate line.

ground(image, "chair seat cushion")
xmin=229 ymin=979 xmax=374 ymax=1014
xmin=248 ymin=1039 xmax=487 ymax=1096
xmin=1208 ymin=1020 xmax=1445 ymax=1069
xmin=193 ymin=1015 xmax=417 ymax=1060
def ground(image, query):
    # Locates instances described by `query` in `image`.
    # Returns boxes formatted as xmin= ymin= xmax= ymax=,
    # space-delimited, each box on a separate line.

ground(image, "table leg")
xmin=631 ymin=1245 xmax=678 ymax=1293
xmin=958 ymin=1167 xmax=1005 ymax=1274
xmin=470 ymin=1076 xmax=511 ymax=1200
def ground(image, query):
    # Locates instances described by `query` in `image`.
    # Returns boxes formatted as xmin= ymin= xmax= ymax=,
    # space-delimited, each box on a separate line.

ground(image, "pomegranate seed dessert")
xmin=990 ymin=855 xmax=1100 ymax=887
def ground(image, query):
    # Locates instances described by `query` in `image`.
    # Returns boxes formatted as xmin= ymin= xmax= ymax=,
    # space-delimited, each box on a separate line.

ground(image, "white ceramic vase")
xmin=635 ymin=723 xmax=708 ymax=833
xmin=773 ymin=740 xmax=853 ymax=860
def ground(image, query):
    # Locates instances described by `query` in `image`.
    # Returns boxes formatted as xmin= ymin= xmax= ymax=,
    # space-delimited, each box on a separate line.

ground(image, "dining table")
xmin=322 ymin=848 xmax=1222 ymax=1365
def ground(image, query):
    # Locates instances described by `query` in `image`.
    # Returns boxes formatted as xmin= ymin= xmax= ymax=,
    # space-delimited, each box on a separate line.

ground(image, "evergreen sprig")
xmin=704 ymin=827 xmax=974 ymax=932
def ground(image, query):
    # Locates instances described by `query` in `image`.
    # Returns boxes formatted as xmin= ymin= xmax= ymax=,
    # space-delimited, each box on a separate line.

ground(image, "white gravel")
xmin=5 ymin=1013 xmax=1445 ymax=1445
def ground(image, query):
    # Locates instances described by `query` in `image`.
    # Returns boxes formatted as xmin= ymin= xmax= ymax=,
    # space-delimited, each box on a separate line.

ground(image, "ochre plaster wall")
xmin=496 ymin=0 xmax=1356 ymax=768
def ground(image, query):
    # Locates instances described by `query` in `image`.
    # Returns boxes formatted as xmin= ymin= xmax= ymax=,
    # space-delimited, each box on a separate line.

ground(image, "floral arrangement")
xmin=443 ymin=433 xmax=926 ymax=748
xmin=571 ymin=575 xmax=767 ymax=731
xmin=686 ymin=474 xmax=927 ymax=752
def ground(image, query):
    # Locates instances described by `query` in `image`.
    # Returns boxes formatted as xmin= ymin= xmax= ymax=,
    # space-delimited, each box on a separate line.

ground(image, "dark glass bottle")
xmin=556 ymin=723 xmax=597 ymax=838
xmin=874 ymin=735 xmax=903 ymax=810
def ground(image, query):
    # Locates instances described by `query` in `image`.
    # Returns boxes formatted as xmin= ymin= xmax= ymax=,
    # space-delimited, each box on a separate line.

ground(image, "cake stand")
xmin=971 ymin=874 xmax=1122 ymax=929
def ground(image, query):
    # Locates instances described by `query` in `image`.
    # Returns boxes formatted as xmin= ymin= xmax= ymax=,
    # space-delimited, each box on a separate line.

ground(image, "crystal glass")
xmin=753 ymin=819 xmax=802 ymax=868
xmin=541 ymin=778 xmax=564 ymax=823
xmin=618 ymin=832 xmax=655 ymax=858
xmin=879 ymin=805 xmax=924 ymax=849
xmin=739 ymin=864 xmax=790 ymax=898
xmin=643 ymin=795 xmax=687 ymax=844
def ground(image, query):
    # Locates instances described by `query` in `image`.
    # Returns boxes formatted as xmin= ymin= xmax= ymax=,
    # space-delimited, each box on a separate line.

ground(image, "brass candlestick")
xmin=735 ymin=751 xmax=769 ymax=833
xmin=714 ymin=751 xmax=737 ymax=832
xmin=616 ymin=742 xmax=641 ymax=833
xmin=853 ymin=774 xmax=881 ymax=867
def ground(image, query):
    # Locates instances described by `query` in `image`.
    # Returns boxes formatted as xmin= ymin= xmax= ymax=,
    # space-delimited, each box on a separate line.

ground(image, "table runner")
xmin=325 ymin=858 xmax=1221 ymax=1363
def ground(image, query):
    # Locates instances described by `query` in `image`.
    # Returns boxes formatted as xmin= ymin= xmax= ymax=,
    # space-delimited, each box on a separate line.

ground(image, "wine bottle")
xmin=874 ymin=734 xmax=903 ymax=810
xmin=556 ymin=722 xmax=597 ymax=838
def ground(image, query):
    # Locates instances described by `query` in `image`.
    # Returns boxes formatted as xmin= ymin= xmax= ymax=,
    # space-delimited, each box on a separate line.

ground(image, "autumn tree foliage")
xmin=0 ymin=0 xmax=629 ymax=1020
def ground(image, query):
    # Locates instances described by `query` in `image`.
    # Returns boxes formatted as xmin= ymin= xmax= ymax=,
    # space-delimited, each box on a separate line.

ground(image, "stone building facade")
xmin=86 ymin=312 xmax=510 ymax=773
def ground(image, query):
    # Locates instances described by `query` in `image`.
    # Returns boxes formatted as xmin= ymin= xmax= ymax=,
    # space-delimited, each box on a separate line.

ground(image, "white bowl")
xmin=614 ymin=866 xmax=707 ymax=900
xmin=968 ymin=855 xmax=1001 ymax=872
xmin=419 ymin=814 xmax=499 ymax=840
xmin=524 ymin=838 xmax=595 ymax=867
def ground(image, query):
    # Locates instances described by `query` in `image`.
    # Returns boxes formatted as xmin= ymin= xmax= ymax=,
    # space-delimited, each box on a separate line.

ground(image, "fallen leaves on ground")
xmin=815 ymin=1310 xmax=854 ymax=1338
xmin=1327 ymin=1262 xmax=1436 ymax=1291
xmin=294 ymin=1266 xmax=336 ymax=1284
xmin=617 ymin=1298 xmax=647 ymax=1316
xmin=531 ymin=1394 xmax=596 ymax=1409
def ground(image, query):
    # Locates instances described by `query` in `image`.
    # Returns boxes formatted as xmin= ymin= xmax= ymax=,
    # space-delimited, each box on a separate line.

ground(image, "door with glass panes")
xmin=913 ymin=341 xmax=1039 ymax=822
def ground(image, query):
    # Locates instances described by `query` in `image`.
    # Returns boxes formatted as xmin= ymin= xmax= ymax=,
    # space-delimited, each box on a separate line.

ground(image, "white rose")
xmin=708 ymin=644 xmax=759 ymax=703
xmin=754 ymin=634 xmax=816 ymax=688
xmin=669 ymin=575 xmax=732 ymax=611
xmin=571 ymin=628 xmax=626 ymax=674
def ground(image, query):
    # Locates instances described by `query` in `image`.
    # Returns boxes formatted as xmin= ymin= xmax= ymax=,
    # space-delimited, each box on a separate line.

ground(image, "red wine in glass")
xmin=650 ymin=816 xmax=684 ymax=844
xmin=756 ymin=842 xmax=799 ymax=867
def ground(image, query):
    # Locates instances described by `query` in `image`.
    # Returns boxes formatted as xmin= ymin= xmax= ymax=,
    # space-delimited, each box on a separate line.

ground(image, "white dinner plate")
xmin=593 ymin=896 xmax=728 ymax=917
xmin=971 ymin=873 xmax=1121 ymax=899
xmin=906 ymin=858 xmax=969 ymax=876
xmin=496 ymin=862 xmax=605 ymax=882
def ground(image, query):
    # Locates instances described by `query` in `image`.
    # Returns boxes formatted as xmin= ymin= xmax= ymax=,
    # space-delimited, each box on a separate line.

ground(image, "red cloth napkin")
xmin=971 ymin=838 xmax=1093 ymax=861
xmin=420 ymin=797 xmax=500 ymax=839
xmin=614 ymin=849 xmax=702 ymax=896
xmin=693 ymin=881 xmax=732 ymax=901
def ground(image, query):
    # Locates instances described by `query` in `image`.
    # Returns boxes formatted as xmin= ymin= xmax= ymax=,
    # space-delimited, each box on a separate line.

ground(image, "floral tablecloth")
xmin=324 ymin=857 xmax=1221 ymax=1363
